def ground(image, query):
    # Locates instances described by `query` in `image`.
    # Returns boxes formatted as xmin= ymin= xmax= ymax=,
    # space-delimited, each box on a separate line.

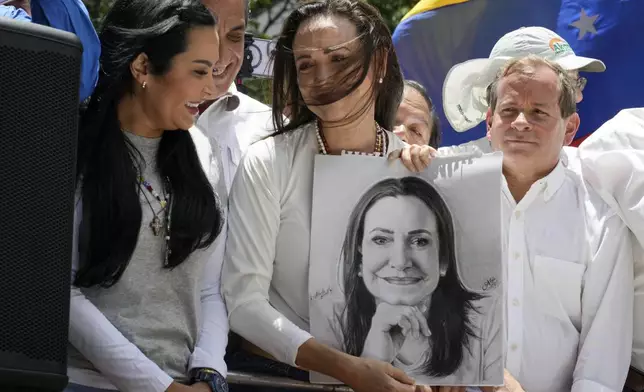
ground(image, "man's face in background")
xmin=201 ymin=0 xmax=246 ymax=100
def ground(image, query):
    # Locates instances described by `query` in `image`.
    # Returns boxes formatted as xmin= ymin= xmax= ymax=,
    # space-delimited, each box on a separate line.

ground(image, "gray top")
xmin=68 ymin=129 xmax=228 ymax=390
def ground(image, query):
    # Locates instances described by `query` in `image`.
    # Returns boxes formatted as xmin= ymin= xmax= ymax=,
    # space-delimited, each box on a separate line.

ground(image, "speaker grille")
xmin=0 ymin=25 xmax=80 ymax=368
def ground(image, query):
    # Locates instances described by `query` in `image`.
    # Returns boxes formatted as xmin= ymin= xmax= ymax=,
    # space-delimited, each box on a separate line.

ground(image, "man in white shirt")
xmin=577 ymin=108 xmax=644 ymax=391
xmin=483 ymin=55 xmax=633 ymax=392
xmin=441 ymin=26 xmax=605 ymax=154
xmin=198 ymin=0 xmax=274 ymax=192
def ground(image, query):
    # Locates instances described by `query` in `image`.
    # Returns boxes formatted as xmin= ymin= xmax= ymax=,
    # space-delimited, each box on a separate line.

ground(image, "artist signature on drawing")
xmin=310 ymin=288 xmax=332 ymax=301
xmin=482 ymin=277 xmax=498 ymax=291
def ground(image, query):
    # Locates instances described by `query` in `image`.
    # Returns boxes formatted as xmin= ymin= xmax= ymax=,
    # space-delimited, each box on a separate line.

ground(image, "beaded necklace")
xmin=314 ymin=121 xmax=387 ymax=156
xmin=139 ymin=176 xmax=173 ymax=266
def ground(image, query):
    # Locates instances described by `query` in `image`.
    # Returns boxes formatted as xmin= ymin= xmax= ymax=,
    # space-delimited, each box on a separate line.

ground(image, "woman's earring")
xmin=357 ymin=270 xmax=363 ymax=277
xmin=378 ymin=78 xmax=383 ymax=84
xmin=439 ymin=265 xmax=447 ymax=277
xmin=142 ymin=81 xmax=147 ymax=89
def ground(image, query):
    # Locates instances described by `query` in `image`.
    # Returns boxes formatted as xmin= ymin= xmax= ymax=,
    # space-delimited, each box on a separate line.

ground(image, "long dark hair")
xmin=340 ymin=177 xmax=482 ymax=376
xmin=271 ymin=0 xmax=403 ymax=134
xmin=74 ymin=0 xmax=222 ymax=288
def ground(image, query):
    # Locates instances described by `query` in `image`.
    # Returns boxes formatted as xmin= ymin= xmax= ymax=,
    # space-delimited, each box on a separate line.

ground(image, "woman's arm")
xmin=188 ymin=233 xmax=229 ymax=377
xmin=69 ymin=200 xmax=175 ymax=392
xmin=222 ymin=140 xmax=312 ymax=365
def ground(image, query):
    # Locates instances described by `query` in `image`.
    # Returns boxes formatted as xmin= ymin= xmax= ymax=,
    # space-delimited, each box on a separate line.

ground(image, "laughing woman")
xmin=66 ymin=1 xmax=229 ymax=391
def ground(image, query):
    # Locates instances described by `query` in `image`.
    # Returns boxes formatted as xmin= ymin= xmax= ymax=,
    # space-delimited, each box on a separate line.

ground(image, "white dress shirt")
xmin=221 ymin=123 xmax=407 ymax=366
xmin=501 ymin=154 xmax=633 ymax=392
xmin=196 ymin=84 xmax=274 ymax=192
xmin=578 ymin=108 xmax=644 ymax=373
xmin=68 ymin=127 xmax=229 ymax=392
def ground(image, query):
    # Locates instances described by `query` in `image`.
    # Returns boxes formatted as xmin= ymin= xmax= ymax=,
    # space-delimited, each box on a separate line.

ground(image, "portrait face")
xmin=394 ymin=86 xmax=432 ymax=145
xmin=486 ymin=64 xmax=578 ymax=176
xmin=142 ymin=26 xmax=219 ymax=131
xmin=293 ymin=14 xmax=376 ymax=123
xmin=201 ymin=0 xmax=245 ymax=100
xmin=360 ymin=196 xmax=440 ymax=306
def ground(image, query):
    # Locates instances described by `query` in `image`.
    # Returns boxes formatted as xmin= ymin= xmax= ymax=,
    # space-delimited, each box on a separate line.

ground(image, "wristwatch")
xmin=189 ymin=367 xmax=228 ymax=392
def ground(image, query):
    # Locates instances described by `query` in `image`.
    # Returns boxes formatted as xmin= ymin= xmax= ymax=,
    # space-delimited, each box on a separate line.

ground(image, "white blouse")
xmin=222 ymin=123 xmax=406 ymax=366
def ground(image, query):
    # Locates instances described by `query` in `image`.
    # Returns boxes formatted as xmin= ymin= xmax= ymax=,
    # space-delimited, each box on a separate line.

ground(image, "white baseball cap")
xmin=443 ymin=26 xmax=606 ymax=133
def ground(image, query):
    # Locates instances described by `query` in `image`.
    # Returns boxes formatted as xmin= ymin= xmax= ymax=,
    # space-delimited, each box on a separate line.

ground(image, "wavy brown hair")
xmin=270 ymin=0 xmax=403 ymax=134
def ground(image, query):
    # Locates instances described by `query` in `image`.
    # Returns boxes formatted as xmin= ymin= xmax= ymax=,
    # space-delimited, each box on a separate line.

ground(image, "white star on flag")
xmin=570 ymin=9 xmax=599 ymax=39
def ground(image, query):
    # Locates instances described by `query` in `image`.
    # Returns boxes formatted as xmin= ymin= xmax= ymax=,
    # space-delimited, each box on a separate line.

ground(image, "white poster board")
xmin=309 ymin=152 xmax=504 ymax=387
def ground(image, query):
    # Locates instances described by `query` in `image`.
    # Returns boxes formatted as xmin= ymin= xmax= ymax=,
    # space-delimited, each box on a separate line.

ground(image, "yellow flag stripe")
xmin=402 ymin=0 xmax=471 ymax=21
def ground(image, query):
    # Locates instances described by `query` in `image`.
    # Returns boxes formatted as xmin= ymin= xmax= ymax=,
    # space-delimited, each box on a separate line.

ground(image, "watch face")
xmin=214 ymin=376 xmax=229 ymax=392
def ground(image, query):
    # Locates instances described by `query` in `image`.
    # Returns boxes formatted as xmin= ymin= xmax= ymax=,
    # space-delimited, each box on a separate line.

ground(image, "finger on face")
xmin=398 ymin=316 xmax=412 ymax=336
xmin=413 ymin=308 xmax=431 ymax=337
xmin=403 ymin=310 xmax=421 ymax=338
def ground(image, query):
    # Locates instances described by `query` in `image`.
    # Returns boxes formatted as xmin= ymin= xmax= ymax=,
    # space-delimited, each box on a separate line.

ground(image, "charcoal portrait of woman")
xmin=336 ymin=176 xmax=502 ymax=385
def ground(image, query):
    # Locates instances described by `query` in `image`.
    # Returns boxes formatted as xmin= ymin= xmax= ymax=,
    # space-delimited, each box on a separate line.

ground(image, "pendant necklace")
xmin=139 ymin=176 xmax=173 ymax=266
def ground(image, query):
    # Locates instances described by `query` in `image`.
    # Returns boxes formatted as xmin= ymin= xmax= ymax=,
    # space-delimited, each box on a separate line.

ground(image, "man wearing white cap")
xmin=481 ymin=54 xmax=632 ymax=392
xmin=441 ymin=26 xmax=605 ymax=154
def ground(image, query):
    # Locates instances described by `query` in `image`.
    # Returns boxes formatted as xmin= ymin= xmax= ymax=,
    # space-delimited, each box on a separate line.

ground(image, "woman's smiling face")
xmin=360 ymin=195 xmax=440 ymax=306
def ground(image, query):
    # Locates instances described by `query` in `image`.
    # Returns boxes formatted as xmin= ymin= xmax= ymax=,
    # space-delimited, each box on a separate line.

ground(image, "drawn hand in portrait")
xmin=362 ymin=302 xmax=431 ymax=363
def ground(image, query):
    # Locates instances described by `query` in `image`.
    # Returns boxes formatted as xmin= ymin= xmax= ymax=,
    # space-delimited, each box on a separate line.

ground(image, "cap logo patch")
xmin=549 ymin=38 xmax=573 ymax=56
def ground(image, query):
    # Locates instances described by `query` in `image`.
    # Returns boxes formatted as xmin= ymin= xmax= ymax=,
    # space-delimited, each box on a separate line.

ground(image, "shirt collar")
xmin=534 ymin=156 xmax=566 ymax=202
xmin=212 ymin=83 xmax=240 ymax=112
xmin=502 ymin=152 xmax=567 ymax=206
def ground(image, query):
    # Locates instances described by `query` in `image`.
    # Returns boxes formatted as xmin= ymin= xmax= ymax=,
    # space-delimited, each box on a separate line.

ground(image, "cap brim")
xmin=555 ymin=54 xmax=606 ymax=73
xmin=443 ymin=57 xmax=510 ymax=133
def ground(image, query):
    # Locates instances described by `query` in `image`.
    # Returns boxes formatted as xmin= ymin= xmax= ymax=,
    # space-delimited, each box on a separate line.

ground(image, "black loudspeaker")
xmin=0 ymin=18 xmax=82 ymax=391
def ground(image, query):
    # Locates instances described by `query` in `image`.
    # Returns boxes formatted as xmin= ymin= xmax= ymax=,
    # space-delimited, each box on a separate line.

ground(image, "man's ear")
xmin=130 ymin=53 xmax=150 ymax=87
xmin=563 ymin=112 xmax=580 ymax=146
xmin=485 ymin=108 xmax=493 ymax=140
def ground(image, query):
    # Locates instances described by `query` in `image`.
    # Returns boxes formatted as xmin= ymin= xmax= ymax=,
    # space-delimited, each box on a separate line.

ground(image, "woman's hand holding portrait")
xmin=388 ymin=144 xmax=437 ymax=173
xmin=480 ymin=370 xmax=525 ymax=392
xmin=345 ymin=357 xmax=433 ymax=392
xmin=362 ymin=302 xmax=431 ymax=362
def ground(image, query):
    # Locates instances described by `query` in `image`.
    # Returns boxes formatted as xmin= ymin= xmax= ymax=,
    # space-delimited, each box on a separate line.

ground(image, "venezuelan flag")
xmin=392 ymin=0 xmax=644 ymax=147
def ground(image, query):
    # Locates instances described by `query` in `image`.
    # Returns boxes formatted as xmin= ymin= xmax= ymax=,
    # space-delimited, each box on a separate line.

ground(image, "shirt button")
xmin=511 ymin=343 xmax=519 ymax=351
xmin=513 ymin=252 xmax=520 ymax=260
xmin=512 ymin=298 xmax=520 ymax=306
xmin=515 ymin=211 xmax=522 ymax=219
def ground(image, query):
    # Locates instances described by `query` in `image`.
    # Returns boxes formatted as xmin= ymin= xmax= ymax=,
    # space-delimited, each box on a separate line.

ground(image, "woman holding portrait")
xmin=221 ymin=1 xmax=437 ymax=392
xmin=66 ymin=1 xmax=229 ymax=391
